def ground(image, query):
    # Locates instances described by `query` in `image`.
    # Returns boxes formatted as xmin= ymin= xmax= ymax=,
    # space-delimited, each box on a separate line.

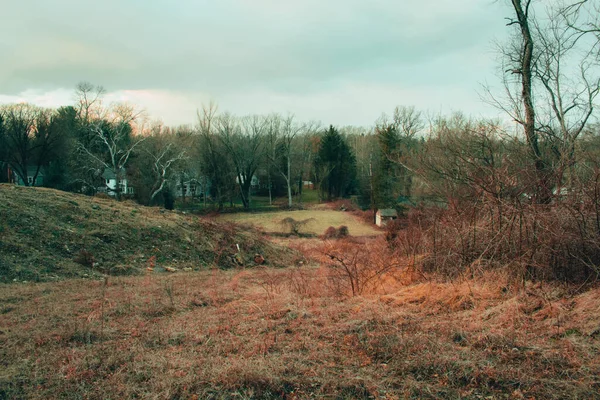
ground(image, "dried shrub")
xmin=323 ymin=226 xmax=337 ymax=239
xmin=395 ymin=199 xmax=600 ymax=284
xmin=384 ymin=218 xmax=407 ymax=242
xmin=323 ymin=239 xmax=401 ymax=296
xmin=74 ymin=249 xmax=95 ymax=268
xmin=337 ymin=225 xmax=349 ymax=238
xmin=322 ymin=225 xmax=350 ymax=239
xmin=280 ymin=217 xmax=315 ymax=236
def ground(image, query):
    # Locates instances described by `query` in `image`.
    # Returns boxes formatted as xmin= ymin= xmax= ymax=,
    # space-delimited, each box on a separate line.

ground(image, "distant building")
xmin=98 ymin=168 xmax=134 ymax=196
xmin=11 ymin=166 xmax=45 ymax=186
xmin=175 ymin=178 xmax=211 ymax=198
xmin=375 ymin=209 xmax=398 ymax=227
xmin=235 ymin=175 xmax=260 ymax=189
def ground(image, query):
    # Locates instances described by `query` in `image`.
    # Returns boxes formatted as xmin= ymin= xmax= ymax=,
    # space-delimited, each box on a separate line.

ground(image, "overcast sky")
xmin=0 ymin=0 xmax=513 ymax=127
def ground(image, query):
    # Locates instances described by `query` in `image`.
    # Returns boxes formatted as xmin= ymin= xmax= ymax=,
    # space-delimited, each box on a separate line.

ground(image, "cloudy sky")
xmin=0 ymin=0 xmax=513 ymax=126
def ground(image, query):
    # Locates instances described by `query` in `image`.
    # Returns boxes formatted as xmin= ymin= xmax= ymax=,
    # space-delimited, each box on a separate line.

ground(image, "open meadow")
xmin=218 ymin=207 xmax=380 ymax=238
xmin=1 ymin=268 xmax=599 ymax=399
xmin=1 ymin=188 xmax=600 ymax=398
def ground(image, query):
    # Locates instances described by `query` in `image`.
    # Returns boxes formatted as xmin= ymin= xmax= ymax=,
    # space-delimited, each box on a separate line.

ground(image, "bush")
xmin=74 ymin=249 xmax=95 ymax=268
xmin=323 ymin=226 xmax=338 ymax=239
xmin=323 ymin=239 xmax=400 ymax=296
xmin=322 ymin=225 xmax=350 ymax=239
xmin=392 ymin=201 xmax=600 ymax=283
xmin=280 ymin=217 xmax=315 ymax=236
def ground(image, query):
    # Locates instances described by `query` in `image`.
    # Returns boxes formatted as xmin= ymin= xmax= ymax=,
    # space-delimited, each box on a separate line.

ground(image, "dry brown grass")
xmin=1 ymin=268 xmax=599 ymax=399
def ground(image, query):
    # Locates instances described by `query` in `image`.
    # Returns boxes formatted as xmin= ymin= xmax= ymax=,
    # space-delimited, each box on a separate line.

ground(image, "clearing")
xmin=1 ymin=187 xmax=599 ymax=399
xmin=218 ymin=207 xmax=380 ymax=238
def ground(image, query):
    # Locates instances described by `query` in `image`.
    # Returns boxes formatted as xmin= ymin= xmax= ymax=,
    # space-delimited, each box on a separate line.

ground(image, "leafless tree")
xmin=270 ymin=114 xmax=304 ymax=208
xmin=143 ymin=125 xmax=187 ymax=201
xmin=77 ymin=102 xmax=146 ymax=200
xmin=532 ymin=3 xmax=600 ymax=189
xmin=0 ymin=104 xmax=63 ymax=186
xmin=485 ymin=0 xmax=599 ymax=202
xmin=293 ymin=122 xmax=320 ymax=203
xmin=217 ymin=113 xmax=265 ymax=209
xmin=74 ymin=81 xmax=105 ymax=125
xmin=392 ymin=105 xmax=424 ymax=139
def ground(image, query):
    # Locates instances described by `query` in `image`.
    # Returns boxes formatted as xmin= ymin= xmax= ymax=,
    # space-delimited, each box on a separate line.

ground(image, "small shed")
xmin=375 ymin=209 xmax=398 ymax=227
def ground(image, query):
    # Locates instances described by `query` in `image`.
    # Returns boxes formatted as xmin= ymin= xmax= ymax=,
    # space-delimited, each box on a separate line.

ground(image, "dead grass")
xmin=1 ymin=269 xmax=599 ymax=399
xmin=2 ymin=187 xmax=600 ymax=398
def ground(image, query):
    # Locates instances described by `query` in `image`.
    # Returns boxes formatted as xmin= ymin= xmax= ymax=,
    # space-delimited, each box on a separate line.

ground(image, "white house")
xmin=98 ymin=168 xmax=134 ymax=196
xmin=235 ymin=175 xmax=260 ymax=189
xmin=175 ymin=178 xmax=210 ymax=198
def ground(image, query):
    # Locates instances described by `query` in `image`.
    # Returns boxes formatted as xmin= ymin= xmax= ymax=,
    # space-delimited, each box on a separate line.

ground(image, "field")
xmin=218 ymin=208 xmax=379 ymax=238
xmin=1 ymin=269 xmax=600 ymax=399
xmin=1 ymin=187 xmax=600 ymax=399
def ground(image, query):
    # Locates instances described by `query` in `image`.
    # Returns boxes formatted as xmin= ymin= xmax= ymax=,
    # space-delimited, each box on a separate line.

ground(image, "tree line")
xmin=1 ymin=0 xmax=599 ymax=219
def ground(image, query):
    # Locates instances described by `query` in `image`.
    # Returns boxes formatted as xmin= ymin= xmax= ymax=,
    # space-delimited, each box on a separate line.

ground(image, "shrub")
xmin=393 ymin=200 xmax=600 ymax=283
xmin=322 ymin=226 xmax=350 ymax=239
xmin=337 ymin=225 xmax=349 ymax=238
xmin=323 ymin=239 xmax=400 ymax=296
xmin=280 ymin=217 xmax=315 ymax=236
xmin=323 ymin=226 xmax=338 ymax=239
xmin=74 ymin=249 xmax=95 ymax=268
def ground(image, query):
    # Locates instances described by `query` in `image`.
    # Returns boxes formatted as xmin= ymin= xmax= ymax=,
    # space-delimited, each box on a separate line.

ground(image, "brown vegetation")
xmin=1 ymin=268 xmax=599 ymax=399
xmin=2 ymin=186 xmax=600 ymax=398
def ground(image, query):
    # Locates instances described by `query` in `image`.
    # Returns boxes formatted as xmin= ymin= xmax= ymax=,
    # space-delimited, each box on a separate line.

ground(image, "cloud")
xmin=0 ymin=0 xmax=512 ymax=125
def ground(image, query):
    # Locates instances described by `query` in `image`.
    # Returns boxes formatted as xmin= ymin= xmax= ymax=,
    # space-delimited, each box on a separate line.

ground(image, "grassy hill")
xmin=0 ymin=185 xmax=296 ymax=282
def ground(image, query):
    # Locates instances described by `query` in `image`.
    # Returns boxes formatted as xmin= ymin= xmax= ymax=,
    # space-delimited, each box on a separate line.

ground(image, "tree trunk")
xmin=512 ymin=0 xmax=551 ymax=203
xmin=287 ymin=157 xmax=292 ymax=208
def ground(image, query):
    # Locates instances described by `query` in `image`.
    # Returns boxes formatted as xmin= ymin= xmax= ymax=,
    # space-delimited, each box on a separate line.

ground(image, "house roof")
xmin=377 ymin=209 xmax=398 ymax=217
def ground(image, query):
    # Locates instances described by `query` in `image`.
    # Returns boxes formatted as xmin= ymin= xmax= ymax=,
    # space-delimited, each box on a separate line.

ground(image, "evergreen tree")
xmin=314 ymin=125 xmax=357 ymax=200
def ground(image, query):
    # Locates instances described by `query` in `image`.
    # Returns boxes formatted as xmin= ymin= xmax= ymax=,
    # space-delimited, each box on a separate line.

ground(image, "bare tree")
xmin=74 ymin=82 xmax=105 ymax=125
xmin=485 ymin=0 xmax=599 ymax=202
xmin=77 ymin=102 xmax=146 ymax=200
xmin=561 ymin=0 xmax=600 ymax=56
xmin=507 ymin=0 xmax=551 ymax=202
xmin=293 ymin=122 xmax=320 ymax=203
xmin=533 ymin=4 xmax=600 ymax=189
xmin=273 ymin=114 xmax=304 ymax=208
xmin=392 ymin=105 xmax=424 ymax=139
xmin=217 ymin=113 xmax=266 ymax=209
xmin=197 ymin=102 xmax=235 ymax=210
xmin=0 ymin=104 xmax=63 ymax=186
xmin=143 ymin=126 xmax=187 ymax=202
xmin=264 ymin=114 xmax=280 ymax=205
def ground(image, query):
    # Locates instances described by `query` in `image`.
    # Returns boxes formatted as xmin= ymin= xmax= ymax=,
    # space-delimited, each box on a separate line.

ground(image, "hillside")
xmin=0 ymin=185 xmax=296 ymax=282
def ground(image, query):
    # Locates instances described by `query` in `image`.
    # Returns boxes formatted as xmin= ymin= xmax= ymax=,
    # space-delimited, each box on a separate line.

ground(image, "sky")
xmin=0 ymin=0 xmax=513 ymax=127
